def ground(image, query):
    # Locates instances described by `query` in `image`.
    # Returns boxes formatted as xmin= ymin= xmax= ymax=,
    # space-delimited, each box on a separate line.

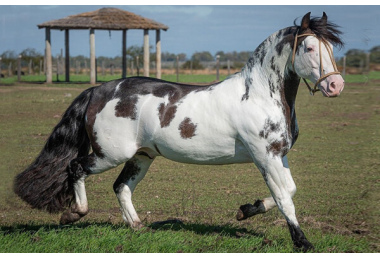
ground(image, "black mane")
xmin=295 ymin=16 xmax=344 ymax=49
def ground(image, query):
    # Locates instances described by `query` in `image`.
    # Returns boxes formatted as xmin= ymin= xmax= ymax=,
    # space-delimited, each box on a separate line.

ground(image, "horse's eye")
xmin=307 ymin=47 xmax=313 ymax=52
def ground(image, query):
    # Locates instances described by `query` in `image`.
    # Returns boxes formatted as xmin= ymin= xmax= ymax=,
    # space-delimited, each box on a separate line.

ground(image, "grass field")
xmin=0 ymin=73 xmax=379 ymax=252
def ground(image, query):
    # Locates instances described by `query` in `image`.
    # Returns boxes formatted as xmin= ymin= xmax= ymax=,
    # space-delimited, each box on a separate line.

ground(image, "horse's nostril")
xmin=330 ymin=82 xmax=336 ymax=91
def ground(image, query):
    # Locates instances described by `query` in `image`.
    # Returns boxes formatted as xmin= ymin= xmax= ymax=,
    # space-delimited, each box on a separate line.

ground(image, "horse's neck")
xmin=241 ymin=28 xmax=300 ymax=105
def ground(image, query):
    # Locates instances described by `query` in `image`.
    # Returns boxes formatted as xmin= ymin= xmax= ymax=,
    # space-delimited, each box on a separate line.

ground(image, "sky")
xmin=1 ymin=2 xmax=380 ymax=60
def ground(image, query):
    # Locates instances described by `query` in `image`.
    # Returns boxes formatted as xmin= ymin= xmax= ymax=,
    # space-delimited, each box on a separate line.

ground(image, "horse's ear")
xmin=300 ymin=12 xmax=311 ymax=31
xmin=321 ymin=12 xmax=328 ymax=26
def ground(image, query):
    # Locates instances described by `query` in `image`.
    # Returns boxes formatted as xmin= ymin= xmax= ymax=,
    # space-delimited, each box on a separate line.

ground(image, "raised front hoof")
xmin=236 ymin=200 xmax=265 ymax=221
xmin=294 ymin=239 xmax=315 ymax=252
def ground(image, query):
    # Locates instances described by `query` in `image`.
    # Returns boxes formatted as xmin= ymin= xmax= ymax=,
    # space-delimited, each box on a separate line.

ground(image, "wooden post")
xmin=39 ymin=59 xmax=43 ymax=75
xmin=0 ymin=58 xmax=2 ymax=80
xmin=342 ymin=56 xmax=346 ymax=78
xmin=136 ymin=56 xmax=140 ymax=76
xmin=45 ymin=28 xmax=52 ymax=83
xmin=122 ymin=29 xmax=127 ymax=78
xmin=90 ymin=29 xmax=96 ymax=84
xmin=216 ymin=55 xmax=220 ymax=81
xmin=56 ymin=55 xmax=60 ymax=81
xmin=156 ymin=30 xmax=161 ymax=79
xmin=28 ymin=60 xmax=32 ymax=75
xmin=176 ymin=55 xmax=179 ymax=82
xmin=110 ymin=64 xmax=114 ymax=75
xmin=8 ymin=63 xmax=12 ymax=77
xmin=366 ymin=52 xmax=370 ymax=73
xmin=65 ymin=29 xmax=70 ymax=82
xmin=17 ymin=55 xmax=22 ymax=82
xmin=143 ymin=29 xmax=149 ymax=77
xmin=227 ymin=59 xmax=231 ymax=75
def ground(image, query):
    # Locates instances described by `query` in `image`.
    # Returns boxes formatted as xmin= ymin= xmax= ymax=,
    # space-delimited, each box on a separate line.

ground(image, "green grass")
xmin=0 ymin=73 xmax=379 ymax=252
xmin=0 ymin=222 xmax=371 ymax=253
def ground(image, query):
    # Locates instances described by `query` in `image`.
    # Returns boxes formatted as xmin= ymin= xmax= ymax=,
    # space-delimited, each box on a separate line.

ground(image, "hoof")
xmin=131 ymin=221 xmax=145 ymax=231
xmin=60 ymin=210 xmax=82 ymax=225
xmin=236 ymin=200 xmax=265 ymax=221
xmin=59 ymin=206 xmax=88 ymax=225
xmin=294 ymin=239 xmax=314 ymax=252
xmin=288 ymin=222 xmax=314 ymax=252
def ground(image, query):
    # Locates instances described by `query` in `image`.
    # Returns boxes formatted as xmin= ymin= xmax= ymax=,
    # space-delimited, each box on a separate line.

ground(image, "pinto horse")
xmin=14 ymin=12 xmax=344 ymax=251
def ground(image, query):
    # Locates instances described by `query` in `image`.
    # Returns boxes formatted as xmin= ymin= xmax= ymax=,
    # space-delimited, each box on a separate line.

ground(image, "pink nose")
xmin=327 ymin=80 xmax=344 ymax=97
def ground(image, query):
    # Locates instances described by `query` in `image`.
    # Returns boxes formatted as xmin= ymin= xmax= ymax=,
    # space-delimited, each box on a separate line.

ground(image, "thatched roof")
xmin=37 ymin=7 xmax=169 ymax=31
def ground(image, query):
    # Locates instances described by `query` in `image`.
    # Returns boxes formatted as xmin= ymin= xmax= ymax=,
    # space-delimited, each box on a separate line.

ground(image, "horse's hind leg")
xmin=60 ymin=152 xmax=129 ymax=225
xmin=237 ymin=155 xmax=296 ymax=220
xmin=60 ymin=176 xmax=89 ymax=224
xmin=113 ymin=153 xmax=154 ymax=229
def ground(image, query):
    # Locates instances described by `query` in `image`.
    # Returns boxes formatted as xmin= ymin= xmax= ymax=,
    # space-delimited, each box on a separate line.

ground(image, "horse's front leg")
xmin=244 ymin=152 xmax=313 ymax=251
xmin=237 ymin=155 xmax=296 ymax=219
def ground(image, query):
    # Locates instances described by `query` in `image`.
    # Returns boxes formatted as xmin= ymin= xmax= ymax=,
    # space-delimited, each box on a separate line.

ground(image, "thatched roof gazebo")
xmin=38 ymin=7 xmax=169 ymax=84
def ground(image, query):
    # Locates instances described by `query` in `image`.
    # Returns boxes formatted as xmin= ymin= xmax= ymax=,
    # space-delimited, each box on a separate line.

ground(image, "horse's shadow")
xmin=0 ymin=219 xmax=264 ymax=240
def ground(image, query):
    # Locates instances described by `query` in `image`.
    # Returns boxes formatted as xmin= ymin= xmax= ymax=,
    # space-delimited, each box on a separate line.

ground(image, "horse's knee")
xmin=288 ymin=182 xmax=297 ymax=197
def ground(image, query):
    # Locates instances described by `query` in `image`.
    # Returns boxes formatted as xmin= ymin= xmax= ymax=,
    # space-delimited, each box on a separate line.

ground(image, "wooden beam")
xmin=45 ymin=28 xmax=52 ymax=84
xmin=122 ymin=29 xmax=127 ymax=78
xmin=143 ymin=29 xmax=149 ymax=77
xmin=90 ymin=29 xmax=96 ymax=84
xmin=65 ymin=29 xmax=70 ymax=82
xmin=156 ymin=30 xmax=161 ymax=79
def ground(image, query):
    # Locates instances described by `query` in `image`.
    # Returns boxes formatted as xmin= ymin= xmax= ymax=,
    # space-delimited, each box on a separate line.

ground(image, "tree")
xmin=191 ymin=51 xmax=214 ymax=62
xmin=370 ymin=45 xmax=380 ymax=64
xmin=345 ymin=49 xmax=366 ymax=68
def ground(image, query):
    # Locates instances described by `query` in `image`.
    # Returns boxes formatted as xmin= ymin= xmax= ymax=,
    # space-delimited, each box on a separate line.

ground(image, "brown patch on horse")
xmin=259 ymin=119 xmax=281 ymax=139
xmin=266 ymin=138 xmax=289 ymax=156
xmin=178 ymin=117 xmax=197 ymax=139
xmin=158 ymin=103 xmax=178 ymax=128
xmin=115 ymin=95 xmax=139 ymax=119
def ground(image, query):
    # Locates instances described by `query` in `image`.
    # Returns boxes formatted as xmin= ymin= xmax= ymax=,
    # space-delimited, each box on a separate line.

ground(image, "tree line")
xmin=1 ymin=45 xmax=380 ymax=75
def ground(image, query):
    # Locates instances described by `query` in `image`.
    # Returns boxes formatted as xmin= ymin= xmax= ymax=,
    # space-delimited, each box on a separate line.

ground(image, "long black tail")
xmin=14 ymin=87 xmax=95 ymax=213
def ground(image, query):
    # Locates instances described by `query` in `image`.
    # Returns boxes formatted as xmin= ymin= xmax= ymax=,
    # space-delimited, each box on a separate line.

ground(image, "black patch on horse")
xmin=113 ymin=158 xmax=142 ymax=194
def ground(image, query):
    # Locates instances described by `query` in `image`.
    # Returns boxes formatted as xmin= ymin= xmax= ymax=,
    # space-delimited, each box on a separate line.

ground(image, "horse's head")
xmin=291 ymin=12 xmax=344 ymax=97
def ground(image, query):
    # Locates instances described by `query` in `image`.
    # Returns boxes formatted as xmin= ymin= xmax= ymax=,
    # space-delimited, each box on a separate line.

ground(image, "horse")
xmin=14 ymin=12 xmax=344 ymax=251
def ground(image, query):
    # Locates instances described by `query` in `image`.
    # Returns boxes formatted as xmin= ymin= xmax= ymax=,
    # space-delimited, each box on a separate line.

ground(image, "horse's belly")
xmin=153 ymin=137 xmax=253 ymax=165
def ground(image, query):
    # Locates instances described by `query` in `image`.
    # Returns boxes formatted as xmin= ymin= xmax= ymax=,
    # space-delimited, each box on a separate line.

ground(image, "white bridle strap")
xmin=292 ymin=31 xmax=341 ymax=95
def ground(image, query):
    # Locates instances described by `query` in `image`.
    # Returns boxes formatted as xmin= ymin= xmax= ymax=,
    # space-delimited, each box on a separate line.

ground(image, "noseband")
xmin=291 ymin=31 xmax=341 ymax=95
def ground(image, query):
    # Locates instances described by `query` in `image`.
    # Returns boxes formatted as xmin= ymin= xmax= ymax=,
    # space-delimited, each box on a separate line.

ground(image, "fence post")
xmin=176 ymin=55 xmax=179 ymax=82
xmin=366 ymin=52 xmax=370 ymax=73
xmin=342 ymin=56 xmax=346 ymax=78
xmin=40 ymin=59 xmax=43 ymax=75
xmin=17 ymin=55 xmax=22 ymax=82
xmin=216 ymin=55 xmax=220 ymax=81
xmin=227 ymin=59 xmax=231 ymax=75
xmin=29 ymin=59 xmax=32 ymax=75
xmin=136 ymin=56 xmax=140 ymax=76
xmin=0 ymin=57 xmax=2 ymax=80
xmin=8 ymin=62 xmax=12 ymax=77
